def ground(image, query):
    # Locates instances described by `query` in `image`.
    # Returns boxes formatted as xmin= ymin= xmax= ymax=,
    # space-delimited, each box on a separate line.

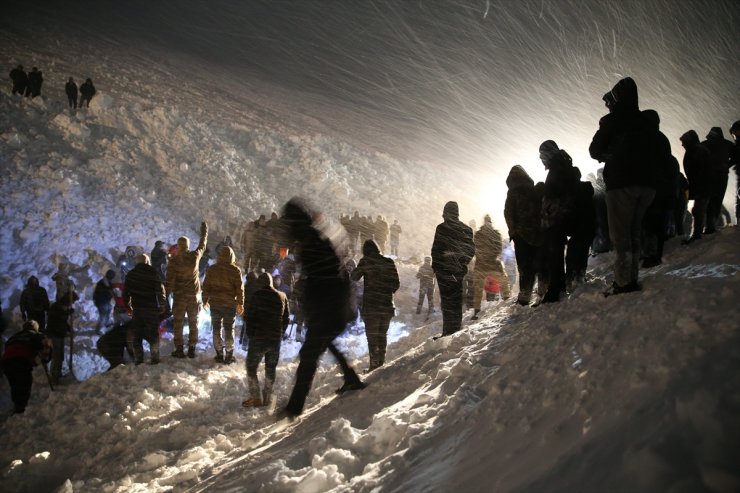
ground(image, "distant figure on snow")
xmin=471 ymin=215 xmax=510 ymax=319
xmin=416 ymin=256 xmax=436 ymax=317
xmin=20 ymin=276 xmax=50 ymax=332
xmin=79 ymin=78 xmax=96 ymax=107
xmin=9 ymin=65 xmax=28 ymax=96
xmin=389 ymin=219 xmax=402 ymax=257
xmin=26 ymin=67 xmax=43 ymax=98
xmin=65 ymin=77 xmax=78 ymax=108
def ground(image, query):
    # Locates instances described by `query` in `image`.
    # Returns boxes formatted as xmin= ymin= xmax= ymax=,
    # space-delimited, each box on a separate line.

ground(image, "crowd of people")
xmin=9 ymin=64 xmax=97 ymax=108
xmin=1 ymin=75 xmax=738 ymax=418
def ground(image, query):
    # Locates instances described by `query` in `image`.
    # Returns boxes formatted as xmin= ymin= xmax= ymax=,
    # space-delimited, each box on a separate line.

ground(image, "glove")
xmin=236 ymin=304 xmax=244 ymax=316
xmin=201 ymin=221 xmax=208 ymax=235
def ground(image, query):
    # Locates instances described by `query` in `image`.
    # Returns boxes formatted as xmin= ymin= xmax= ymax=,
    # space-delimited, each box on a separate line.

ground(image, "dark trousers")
xmin=543 ymin=226 xmax=567 ymax=300
xmin=691 ymin=196 xmax=710 ymax=239
xmin=2 ymin=359 xmax=34 ymax=413
xmin=417 ymin=284 xmax=434 ymax=314
xmin=131 ymin=310 xmax=160 ymax=364
xmin=436 ymin=273 xmax=464 ymax=336
xmin=285 ymin=318 xmax=361 ymax=415
xmin=67 ymin=95 xmax=77 ymax=108
xmin=363 ymin=311 xmax=393 ymax=368
xmin=513 ymin=237 xmax=539 ymax=304
xmin=566 ymin=232 xmax=592 ymax=284
xmin=706 ymin=174 xmax=729 ymax=232
xmin=246 ymin=340 xmax=281 ymax=401
xmin=642 ymin=196 xmax=673 ymax=261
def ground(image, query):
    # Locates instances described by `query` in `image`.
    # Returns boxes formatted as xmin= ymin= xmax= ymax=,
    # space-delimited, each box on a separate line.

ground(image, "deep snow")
xmin=1 ymin=1 xmax=740 ymax=492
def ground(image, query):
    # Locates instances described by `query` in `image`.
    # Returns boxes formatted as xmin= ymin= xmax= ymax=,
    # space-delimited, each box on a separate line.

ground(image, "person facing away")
xmin=472 ymin=215 xmax=511 ymax=319
xmin=26 ymin=67 xmax=43 ymax=98
xmin=279 ymin=197 xmax=365 ymax=419
xmin=9 ymin=65 xmax=28 ymax=96
xmin=202 ymin=245 xmax=244 ymax=364
xmin=589 ymin=76 xmax=657 ymax=295
xmin=20 ymin=276 xmax=50 ymax=332
xmin=65 ymin=77 xmax=78 ymax=108
xmin=680 ymin=130 xmax=712 ymax=243
xmin=373 ymin=215 xmax=389 ymax=253
xmin=504 ymin=165 xmax=545 ymax=306
xmin=124 ymin=254 xmax=167 ymax=365
xmin=1 ymin=320 xmax=51 ymax=414
xmin=431 ymin=201 xmax=475 ymax=336
xmin=46 ymin=297 xmax=73 ymax=385
xmin=242 ymin=272 xmax=289 ymax=408
xmin=416 ymin=256 xmax=436 ymax=316
xmin=351 ymin=239 xmax=400 ymax=371
xmin=150 ymin=240 xmax=169 ymax=282
xmin=701 ymin=127 xmax=735 ymax=234
xmin=389 ymin=220 xmax=402 ymax=257
xmin=79 ymin=78 xmax=96 ymax=107
xmin=240 ymin=269 xmax=261 ymax=350
xmin=166 ymin=221 xmax=208 ymax=359
xmin=93 ymin=269 xmax=116 ymax=333
xmin=52 ymin=263 xmax=77 ymax=305
xmin=565 ymin=167 xmax=596 ymax=288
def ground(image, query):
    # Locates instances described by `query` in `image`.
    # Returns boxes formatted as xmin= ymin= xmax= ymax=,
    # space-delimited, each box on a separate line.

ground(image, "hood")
xmin=442 ymin=201 xmax=459 ymax=221
xmin=642 ymin=109 xmax=660 ymax=130
xmin=506 ymin=165 xmax=534 ymax=190
xmin=282 ymin=197 xmax=314 ymax=240
xmin=706 ymin=127 xmax=724 ymax=140
xmin=27 ymin=275 xmax=39 ymax=288
xmin=258 ymin=272 xmax=274 ymax=289
xmin=680 ymin=130 xmax=700 ymax=148
xmin=217 ymin=246 xmax=236 ymax=264
xmin=607 ymin=77 xmax=639 ymax=112
xmin=362 ymin=239 xmax=381 ymax=257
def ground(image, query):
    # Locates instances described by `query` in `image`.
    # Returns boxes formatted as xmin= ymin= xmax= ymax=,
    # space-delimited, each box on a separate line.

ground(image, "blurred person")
xmin=25 ymin=67 xmax=43 ymax=98
xmin=96 ymin=320 xmax=135 ymax=371
xmin=680 ymin=130 xmax=712 ymax=243
xmin=9 ymin=64 xmax=27 ymax=95
xmin=351 ymin=239 xmax=400 ymax=371
xmin=1 ymin=321 xmax=51 ymax=414
xmin=92 ymin=269 xmax=116 ymax=333
xmin=65 ymin=77 xmax=78 ymax=108
xmin=472 ymin=215 xmax=510 ymax=319
xmin=202 ymin=246 xmax=244 ymax=364
xmin=239 ymin=270 xmax=260 ymax=350
xmin=52 ymin=263 xmax=77 ymax=305
xmin=730 ymin=121 xmax=740 ymax=224
xmin=150 ymin=240 xmax=169 ymax=282
xmin=46 ymin=298 xmax=73 ymax=385
xmin=166 ymin=221 xmax=208 ymax=358
xmin=124 ymin=254 xmax=167 ymax=365
xmin=19 ymin=276 xmax=50 ymax=332
xmin=416 ymin=256 xmax=436 ymax=317
xmin=702 ymin=127 xmax=734 ymax=233
xmin=431 ymin=201 xmax=475 ymax=336
xmin=373 ymin=215 xmax=389 ymax=253
xmin=565 ymin=168 xmax=596 ymax=287
xmin=79 ymin=78 xmax=96 ymax=107
xmin=389 ymin=220 xmax=402 ymax=257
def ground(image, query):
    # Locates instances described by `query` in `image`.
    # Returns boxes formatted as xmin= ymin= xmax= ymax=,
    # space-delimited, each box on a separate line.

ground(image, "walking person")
xmin=202 ymin=246 xmax=244 ymax=364
xmin=25 ymin=67 xmax=43 ymax=98
xmin=279 ymin=198 xmax=365 ymax=419
xmin=46 ymin=298 xmax=73 ymax=385
xmin=680 ymin=130 xmax=712 ymax=243
xmin=431 ymin=201 xmax=475 ymax=336
xmin=351 ymin=239 xmax=400 ymax=371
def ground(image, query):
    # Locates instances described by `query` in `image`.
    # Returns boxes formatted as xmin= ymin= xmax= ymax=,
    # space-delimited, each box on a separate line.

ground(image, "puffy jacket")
xmin=432 ymin=202 xmax=475 ymax=279
xmin=474 ymin=223 xmax=504 ymax=271
xmin=1 ymin=328 xmax=49 ymax=366
xmin=505 ymin=166 xmax=544 ymax=246
xmin=202 ymin=247 xmax=244 ymax=308
xmin=166 ymin=223 xmax=208 ymax=297
xmin=681 ymin=131 xmax=712 ymax=199
xmin=245 ymin=274 xmax=289 ymax=345
xmin=351 ymin=241 xmax=400 ymax=316
xmin=124 ymin=263 xmax=167 ymax=312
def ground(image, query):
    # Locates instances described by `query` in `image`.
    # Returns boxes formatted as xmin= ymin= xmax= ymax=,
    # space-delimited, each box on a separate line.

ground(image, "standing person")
xmin=26 ymin=67 xmax=43 ymax=98
xmin=373 ymin=216 xmax=389 ymax=253
xmin=589 ymin=77 xmax=656 ymax=295
xmin=472 ymin=215 xmax=511 ymax=319
xmin=52 ymin=263 xmax=77 ymax=305
xmin=166 ymin=221 xmax=208 ymax=359
xmin=504 ymin=165 xmax=545 ymax=306
xmin=680 ymin=130 xmax=712 ymax=243
xmin=416 ymin=256 xmax=436 ymax=317
xmin=202 ymin=246 xmax=244 ymax=364
xmin=351 ymin=239 xmax=400 ymax=371
xmin=702 ymin=127 xmax=735 ymax=233
xmin=566 ymin=168 xmax=596 ymax=287
xmin=150 ymin=240 xmax=169 ymax=282
xmin=348 ymin=211 xmax=362 ymax=255
xmin=19 ymin=276 xmax=50 ymax=332
xmin=730 ymin=121 xmax=740 ymax=224
xmin=79 ymin=78 xmax=96 ymax=107
xmin=389 ymin=220 xmax=402 ymax=257
xmin=93 ymin=270 xmax=116 ymax=333
xmin=46 ymin=298 xmax=73 ymax=385
xmin=242 ymin=273 xmax=289 ymax=408
xmin=65 ymin=77 xmax=78 ymax=109
xmin=9 ymin=65 xmax=28 ymax=96
xmin=240 ymin=270 xmax=260 ymax=350
xmin=1 ymin=321 xmax=51 ymax=414
xmin=279 ymin=198 xmax=365 ymax=419
xmin=124 ymin=254 xmax=167 ymax=365
xmin=431 ymin=201 xmax=475 ymax=337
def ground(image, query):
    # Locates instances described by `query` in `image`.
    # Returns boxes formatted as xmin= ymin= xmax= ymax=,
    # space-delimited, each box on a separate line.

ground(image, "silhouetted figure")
xmin=472 ymin=215 xmax=510 ymax=319
xmin=351 ymin=239 xmax=400 ymax=371
xmin=9 ymin=65 xmax=27 ymax=95
xmin=389 ymin=220 xmax=402 ymax=257
xmin=416 ymin=256 xmax=435 ymax=316
xmin=1 ymin=321 xmax=50 ymax=414
xmin=280 ymin=198 xmax=364 ymax=418
xmin=432 ymin=201 xmax=475 ymax=336
xmin=150 ymin=240 xmax=169 ymax=282
xmin=124 ymin=254 xmax=167 ymax=364
xmin=26 ymin=67 xmax=43 ymax=98
xmin=79 ymin=78 xmax=96 ymax=107
xmin=65 ymin=77 xmax=78 ymax=108
xmin=20 ymin=276 xmax=50 ymax=332
xmin=680 ymin=130 xmax=712 ymax=243
xmin=566 ymin=168 xmax=596 ymax=287
xmin=92 ymin=269 xmax=116 ymax=333
xmin=588 ymin=168 xmax=612 ymax=253
xmin=730 ymin=121 xmax=740 ymax=224
xmin=702 ymin=127 xmax=734 ymax=233
xmin=589 ymin=77 xmax=656 ymax=295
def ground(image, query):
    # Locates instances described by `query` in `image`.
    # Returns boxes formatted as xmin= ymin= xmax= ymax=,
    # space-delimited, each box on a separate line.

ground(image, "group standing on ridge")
xmin=8 ymin=64 xmax=96 ymax=108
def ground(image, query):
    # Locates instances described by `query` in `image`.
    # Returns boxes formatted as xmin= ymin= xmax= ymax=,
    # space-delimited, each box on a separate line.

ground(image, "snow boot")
xmin=336 ymin=379 xmax=366 ymax=395
xmin=224 ymin=350 xmax=235 ymax=364
xmin=214 ymin=351 xmax=224 ymax=363
xmin=187 ymin=345 xmax=196 ymax=359
xmin=171 ymin=346 xmax=186 ymax=358
xmin=471 ymin=308 xmax=480 ymax=320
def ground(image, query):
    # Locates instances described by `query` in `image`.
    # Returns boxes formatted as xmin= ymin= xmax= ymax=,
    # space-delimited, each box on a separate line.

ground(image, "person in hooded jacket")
xmin=416 ymin=256 xmax=435 ymax=317
xmin=20 ymin=276 xmax=50 ymax=332
xmin=566 ymin=168 xmax=596 ymax=288
xmin=589 ymin=77 xmax=657 ymax=295
xmin=1 ymin=321 xmax=51 ymax=414
xmin=389 ymin=220 xmax=402 ymax=257
xmin=65 ymin=77 xmax=78 ymax=108
xmin=432 ymin=201 xmax=475 ymax=336
xmin=150 ymin=240 xmax=169 ymax=282
xmin=202 ymin=246 xmax=244 ymax=364
xmin=93 ymin=269 xmax=116 ymax=333
xmin=124 ymin=254 xmax=167 ymax=365
xmin=242 ymin=272 xmax=289 ymax=408
xmin=279 ymin=198 xmax=365 ymax=418
xmin=680 ymin=130 xmax=712 ymax=243
xmin=701 ymin=127 xmax=735 ymax=233
xmin=472 ymin=215 xmax=510 ymax=319
xmin=504 ymin=165 xmax=545 ymax=305
xmin=166 ymin=221 xmax=208 ymax=358
xmin=351 ymin=239 xmax=400 ymax=371
xmin=79 ymin=78 xmax=96 ymax=107
xmin=9 ymin=65 xmax=27 ymax=95
xmin=46 ymin=297 xmax=73 ymax=385
xmin=25 ymin=67 xmax=43 ymax=98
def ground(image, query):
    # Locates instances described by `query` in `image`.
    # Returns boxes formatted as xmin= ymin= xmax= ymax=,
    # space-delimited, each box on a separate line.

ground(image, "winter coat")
xmin=46 ymin=301 xmax=72 ymax=338
xmin=52 ymin=271 xmax=76 ymax=303
xmin=1 ymin=328 xmax=49 ymax=366
xmin=474 ymin=223 xmax=504 ymax=271
xmin=80 ymin=80 xmax=96 ymax=99
xmin=351 ymin=242 xmax=400 ymax=317
xmin=681 ymin=132 xmax=712 ymax=199
xmin=93 ymin=278 xmax=114 ymax=305
xmin=9 ymin=67 xmax=27 ymax=88
xmin=505 ymin=166 xmax=544 ymax=246
xmin=243 ymin=271 xmax=261 ymax=308
xmin=541 ymin=151 xmax=579 ymax=231
xmin=431 ymin=202 xmax=475 ymax=279
xmin=20 ymin=284 xmax=50 ymax=317
xmin=374 ymin=219 xmax=389 ymax=244
xmin=390 ymin=223 xmax=402 ymax=243
xmin=573 ymin=181 xmax=596 ymax=238
xmin=202 ymin=246 xmax=244 ymax=308
xmin=124 ymin=263 xmax=167 ymax=312
xmin=702 ymin=130 xmax=734 ymax=176
xmin=150 ymin=243 xmax=168 ymax=279
xmin=416 ymin=263 xmax=435 ymax=289
xmin=245 ymin=274 xmax=289 ymax=345
xmin=166 ymin=224 xmax=208 ymax=297
xmin=65 ymin=81 xmax=78 ymax=97
xmin=589 ymin=77 xmax=657 ymax=191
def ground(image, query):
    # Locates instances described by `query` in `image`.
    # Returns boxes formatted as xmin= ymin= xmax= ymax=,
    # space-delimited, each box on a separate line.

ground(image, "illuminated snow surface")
xmin=1 ymin=1 xmax=739 ymax=492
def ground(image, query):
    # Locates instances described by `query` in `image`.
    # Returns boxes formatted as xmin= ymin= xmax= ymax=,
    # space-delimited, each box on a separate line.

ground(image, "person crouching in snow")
xmin=202 ymin=246 xmax=244 ymax=364
xmin=1 ymin=321 xmax=51 ymax=414
xmin=243 ymin=272 xmax=289 ymax=408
